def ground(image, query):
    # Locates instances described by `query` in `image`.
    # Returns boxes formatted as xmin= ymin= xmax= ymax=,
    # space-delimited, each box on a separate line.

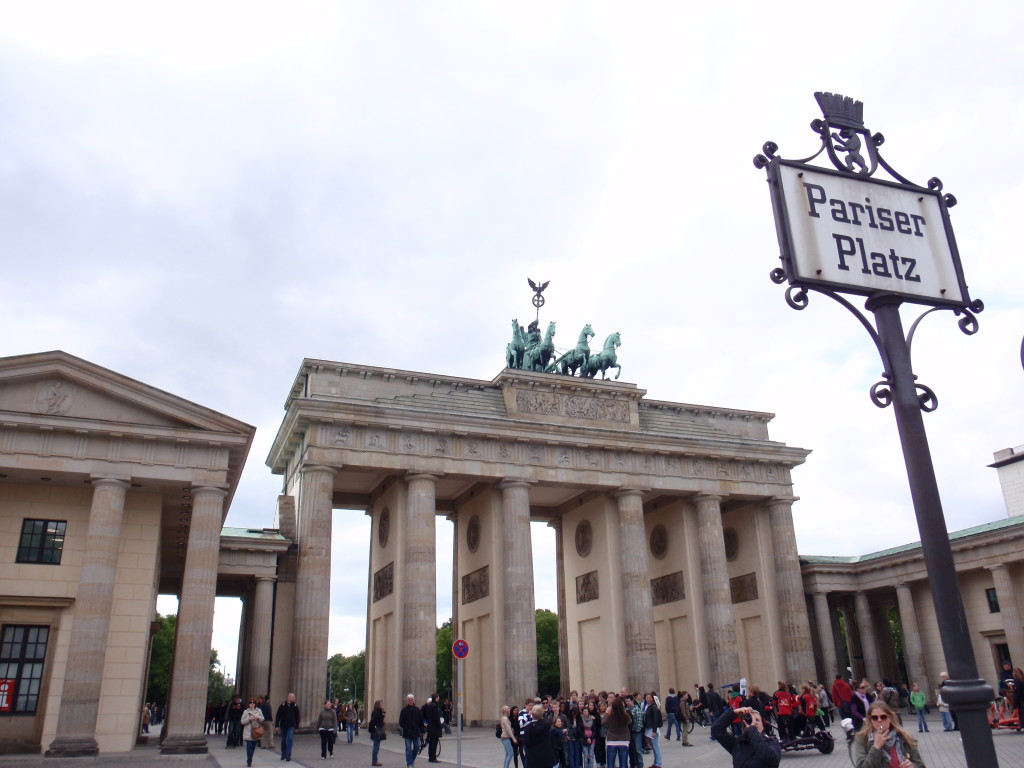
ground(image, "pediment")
xmin=0 ymin=351 xmax=252 ymax=436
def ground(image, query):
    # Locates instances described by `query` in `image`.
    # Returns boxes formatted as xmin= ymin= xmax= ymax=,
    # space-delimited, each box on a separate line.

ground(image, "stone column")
xmin=813 ymin=592 xmax=840 ymax=680
xmin=46 ymin=478 xmax=130 ymax=757
xmin=552 ymin=518 xmax=570 ymax=698
xmin=831 ymin=600 xmax=850 ymax=675
xmin=895 ymin=584 xmax=928 ymax=692
xmin=990 ymin=566 xmax=1024 ymax=671
xmin=616 ymin=489 xmax=658 ymax=693
xmin=853 ymin=591 xmax=882 ymax=683
xmin=767 ymin=498 xmax=816 ymax=683
xmin=290 ymin=465 xmax=336 ymax=728
xmin=250 ymin=577 xmax=276 ymax=697
xmin=403 ymin=473 xmax=437 ymax=698
xmin=162 ymin=486 xmax=227 ymax=754
xmin=694 ymin=494 xmax=740 ymax=685
xmin=839 ymin=602 xmax=864 ymax=680
xmin=499 ymin=481 xmax=538 ymax=704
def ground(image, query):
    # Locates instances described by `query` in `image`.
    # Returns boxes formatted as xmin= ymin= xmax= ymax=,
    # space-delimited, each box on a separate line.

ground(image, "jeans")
xmin=566 ymin=740 xmax=581 ymax=768
xmin=372 ymin=736 xmax=383 ymax=763
xmin=645 ymin=729 xmax=661 ymax=767
xmin=245 ymin=739 xmax=258 ymax=765
xmin=941 ymin=711 xmax=954 ymax=730
xmin=630 ymin=731 xmax=644 ymax=768
xmin=405 ymin=736 xmax=421 ymax=766
xmin=916 ymin=709 xmax=928 ymax=731
xmin=280 ymin=726 xmax=295 ymax=759
xmin=503 ymin=738 xmax=515 ymax=768
xmin=347 ymin=722 xmax=356 ymax=743
xmin=582 ymin=739 xmax=595 ymax=768
xmin=665 ymin=714 xmax=679 ymax=740
xmin=607 ymin=744 xmax=629 ymax=768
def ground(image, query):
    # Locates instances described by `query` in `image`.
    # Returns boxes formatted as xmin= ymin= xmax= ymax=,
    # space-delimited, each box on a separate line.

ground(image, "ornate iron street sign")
xmin=754 ymin=93 xmax=996 ymax=768
xmin=758 ymin=92 xmax=977 ymax=310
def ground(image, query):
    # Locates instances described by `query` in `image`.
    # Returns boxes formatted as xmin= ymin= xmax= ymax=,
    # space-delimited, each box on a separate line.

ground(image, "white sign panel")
xmin=776 ymin=163 xmax=966 ymax=305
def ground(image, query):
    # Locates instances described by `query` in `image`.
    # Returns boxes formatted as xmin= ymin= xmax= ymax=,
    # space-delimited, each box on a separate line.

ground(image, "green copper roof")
xmin=801 ymin=515 xmax=1024 ymax=564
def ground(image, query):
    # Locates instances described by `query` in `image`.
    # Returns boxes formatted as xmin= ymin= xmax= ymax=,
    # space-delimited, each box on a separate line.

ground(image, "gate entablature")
xmin=267 ymin=360 xmax=809 ymax=502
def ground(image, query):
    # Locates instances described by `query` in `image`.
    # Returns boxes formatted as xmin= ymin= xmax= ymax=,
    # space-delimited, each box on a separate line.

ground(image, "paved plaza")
xmin=4 ymin=714 xmax=1018 ymax=768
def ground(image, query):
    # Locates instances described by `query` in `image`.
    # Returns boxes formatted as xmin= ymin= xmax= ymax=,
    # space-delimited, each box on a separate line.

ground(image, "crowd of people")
xmin=159 ymin=662 xmax=1024 ymax=768
xmin=489 ymin=674 xmax=949 ymax=768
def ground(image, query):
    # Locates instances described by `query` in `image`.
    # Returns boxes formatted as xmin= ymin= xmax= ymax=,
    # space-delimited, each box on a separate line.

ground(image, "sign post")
xmin=452 ymin=639 xmax=469 ymax=768
xmin=755 ymin=92 xmax=996 ymax=767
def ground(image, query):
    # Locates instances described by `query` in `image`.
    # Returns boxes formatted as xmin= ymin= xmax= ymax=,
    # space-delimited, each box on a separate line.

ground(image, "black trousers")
xmin=320 ymin=730 xmax=337 ymax=757
xmin=428 ymin=734 xmax=440 ymax=760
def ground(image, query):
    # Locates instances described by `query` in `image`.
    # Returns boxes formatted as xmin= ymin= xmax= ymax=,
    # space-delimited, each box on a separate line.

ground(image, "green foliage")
xmin=329 ymin=651 xmax=366 ymax=706
xmin=436 ymin=619 xmax=453 ymax=699
xmin=209 ymin=648 xmax=231 ymax=705
xmin=535 ymin=609 xmax=560 ymax=697
xmin=146 ymin=613 xmax=176 ymax=703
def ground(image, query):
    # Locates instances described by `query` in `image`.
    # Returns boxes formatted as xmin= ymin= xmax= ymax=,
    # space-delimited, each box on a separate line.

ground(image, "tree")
xmin=147 ymin=613 xmax=176 ymax=703
xmin=535 ymin=609 xmax=560 ymax=697
xmin=208 ymin=648 xmax=231 ymax=706
xmin=436 ymin=619 xmax=453 ymax=700
xmin=329 ymin=651 xmax=366 ymax=705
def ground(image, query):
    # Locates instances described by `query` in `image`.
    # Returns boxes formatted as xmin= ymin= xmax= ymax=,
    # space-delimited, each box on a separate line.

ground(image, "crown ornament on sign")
xmin=814 ymin=91 xmax=864 ymax=128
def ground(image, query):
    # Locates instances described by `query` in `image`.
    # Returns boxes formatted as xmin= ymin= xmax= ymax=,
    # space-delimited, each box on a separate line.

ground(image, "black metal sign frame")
xmin=755 ymin=92 xmax=997 ymax=768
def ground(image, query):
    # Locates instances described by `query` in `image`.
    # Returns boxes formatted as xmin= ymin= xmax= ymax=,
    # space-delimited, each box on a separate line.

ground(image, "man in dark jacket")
xmin=275 ymin=692 xmax=300 ymax=762
xmin=422 ymin=694 xmax=443 ymax=763
xmin=710 ymin=705 xmax=781 ymax=768
xmin=399 ymin=694 xmax=424 ymax=768
xmin=705 ymin=685 xmax=725 ymax=740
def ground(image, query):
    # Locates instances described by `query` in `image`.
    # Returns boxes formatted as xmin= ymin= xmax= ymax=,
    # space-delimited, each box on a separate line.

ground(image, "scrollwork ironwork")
xmin=785 ymin=285 xmax=808 ymax=310
xmin=769 ymin=267 xmax=787 ymax=284
xmin=870 ymin=379 xmax=893 ymax=409
xmin=916 ymin=383 xmax=938 ymax=412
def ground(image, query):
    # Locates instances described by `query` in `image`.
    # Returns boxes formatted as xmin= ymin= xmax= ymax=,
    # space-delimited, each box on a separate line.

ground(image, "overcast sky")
xmin=3 ymin=2 xmax=1022 ymax=679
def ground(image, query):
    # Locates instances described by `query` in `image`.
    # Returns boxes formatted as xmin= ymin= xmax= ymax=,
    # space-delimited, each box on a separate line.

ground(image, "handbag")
xmin=251 ymin=722 xmax=265 ymax=740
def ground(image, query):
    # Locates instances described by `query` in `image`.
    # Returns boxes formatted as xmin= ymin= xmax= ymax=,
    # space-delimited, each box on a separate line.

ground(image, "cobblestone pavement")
xmin=1 ymin=715 xmax=1017 ymax=768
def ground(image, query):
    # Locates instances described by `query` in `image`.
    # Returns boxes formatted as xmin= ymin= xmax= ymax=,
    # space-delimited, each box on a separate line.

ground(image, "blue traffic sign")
xmin=452 ymin=639 xmax=469 ymax=659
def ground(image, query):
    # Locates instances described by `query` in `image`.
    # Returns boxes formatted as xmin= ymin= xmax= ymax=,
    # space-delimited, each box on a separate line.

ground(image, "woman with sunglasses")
xmin=852 ymin=700 xmax=924 ymax=767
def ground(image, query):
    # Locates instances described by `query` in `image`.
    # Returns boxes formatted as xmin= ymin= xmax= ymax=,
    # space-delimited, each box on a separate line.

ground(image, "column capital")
xmin=88 ymin=477 xmax=131 ymax=490
xmin=614 ymin=488 xmax=646 ymax=501
xmin=895 ymin=583 xmax=913 ymax=593
xmin=768 ymin=495 xmax=800 ymax=507
xmin=191 ymin=485 xmax=229 ymax=499
xmin=498 ymin=479 xmax=535 ymax=490
xmin=300 ymin=464 xmax=338 ymax=477
xmin=692 ymin=493 xmax=723 ymax=505
xmin=405 ymin=471 xmax=440 ymax=483
xmin=255 ymin=575 xmax=277 ymax=584
xmin=986 ymin=564 xmax=1010 ymax=572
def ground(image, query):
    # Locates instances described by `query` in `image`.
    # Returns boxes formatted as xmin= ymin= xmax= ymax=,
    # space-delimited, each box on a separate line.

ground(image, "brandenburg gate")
xmin=266 ymin=358 xmax=815 ymax=726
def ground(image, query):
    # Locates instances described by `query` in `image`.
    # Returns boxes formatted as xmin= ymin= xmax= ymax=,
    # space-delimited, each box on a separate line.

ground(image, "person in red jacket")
xmin=773 ymin=683 xmax=795 ymax=740
xmin=830 ymin=675 xmax=853 ymax=720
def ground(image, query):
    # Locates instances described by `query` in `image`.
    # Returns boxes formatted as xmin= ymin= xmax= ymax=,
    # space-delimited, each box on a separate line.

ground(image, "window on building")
xmin=15 ymin=519 xmax=67 ymax=564
xmin=986 ymin=587 xmax=1001 ymax=613
xmin=0 ymin=625 xmax=50 ymax=714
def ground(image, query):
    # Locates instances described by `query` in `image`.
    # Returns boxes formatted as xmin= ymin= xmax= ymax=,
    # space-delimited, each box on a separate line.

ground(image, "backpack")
xmin=496 ymin=721 xmax=503 ymax=738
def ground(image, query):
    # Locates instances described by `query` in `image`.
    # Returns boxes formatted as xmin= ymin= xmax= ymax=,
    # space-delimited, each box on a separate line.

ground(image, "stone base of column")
xmin=45 ymin=737 xmax=99 ymax=757
xmin=159 ymin=734 xmax=209 ymax=755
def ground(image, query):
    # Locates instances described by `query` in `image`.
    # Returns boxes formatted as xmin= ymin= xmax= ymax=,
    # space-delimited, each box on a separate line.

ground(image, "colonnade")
xmin=811 ymin=568 xmax=1024 ymax=696
xmin=274 ymin=471 xmax=816 ymax=726
xmin=44 ymin=480 xmax=228 ymax=757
